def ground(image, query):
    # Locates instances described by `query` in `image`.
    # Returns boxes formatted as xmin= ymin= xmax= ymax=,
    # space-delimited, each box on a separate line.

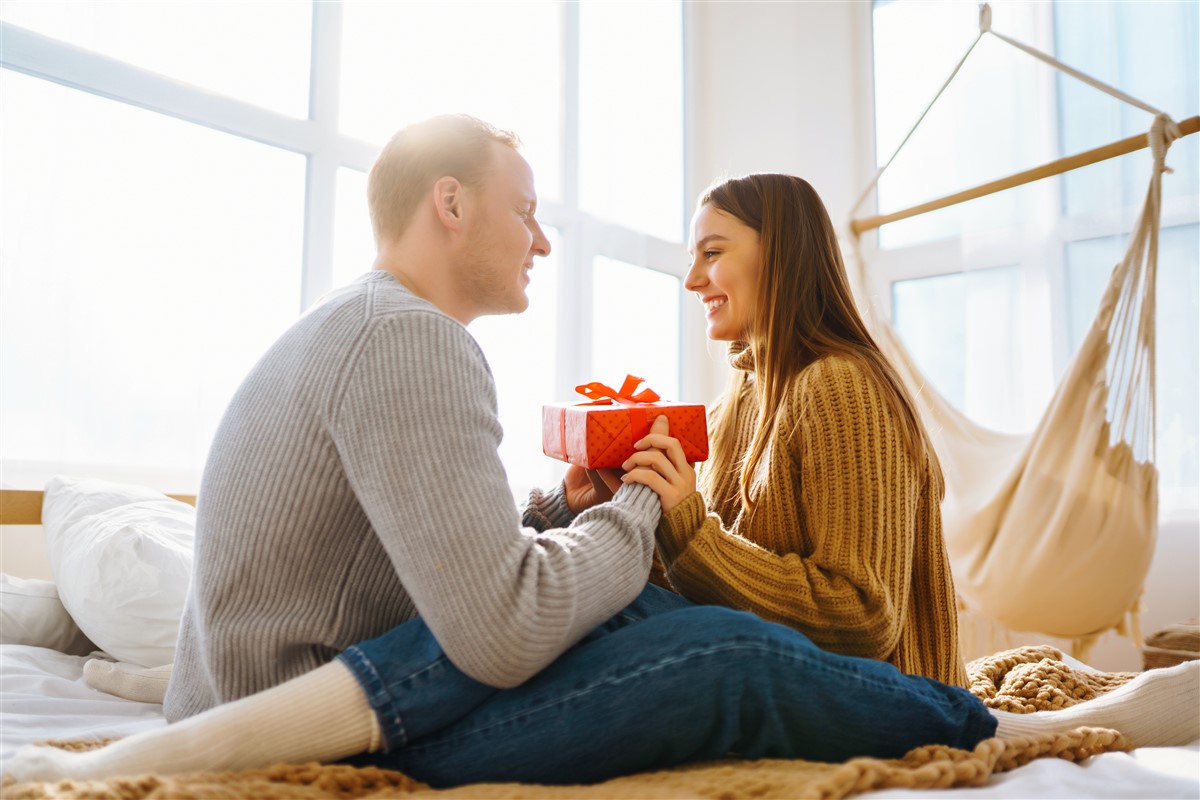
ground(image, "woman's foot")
xmin=990 ymin=660 xmax=1200 ymax=747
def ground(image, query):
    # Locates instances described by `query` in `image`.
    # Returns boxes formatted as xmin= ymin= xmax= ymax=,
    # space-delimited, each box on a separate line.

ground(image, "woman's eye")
xmin=704 ymin=251 xmax=719 ymax=259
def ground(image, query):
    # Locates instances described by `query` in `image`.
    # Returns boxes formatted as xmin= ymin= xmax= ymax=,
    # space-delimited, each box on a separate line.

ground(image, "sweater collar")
xmin=729 ymin=342 xmax=756 ymax=372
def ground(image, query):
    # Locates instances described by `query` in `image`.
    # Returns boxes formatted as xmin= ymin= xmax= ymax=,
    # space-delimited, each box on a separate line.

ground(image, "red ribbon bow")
xmin=575 ymin=375 xmax=661 ymax=406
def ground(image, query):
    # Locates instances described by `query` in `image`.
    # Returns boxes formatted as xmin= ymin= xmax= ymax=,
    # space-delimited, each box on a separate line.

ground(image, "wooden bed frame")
xmin=0 ymin=488 xmax=197 ymax=525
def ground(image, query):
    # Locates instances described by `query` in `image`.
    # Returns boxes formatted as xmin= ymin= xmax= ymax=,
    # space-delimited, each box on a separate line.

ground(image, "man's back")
xmin=165 ymin=271 xmax=658 ymax=721
xmin=165 ymin=273 xmax=439 ymax=719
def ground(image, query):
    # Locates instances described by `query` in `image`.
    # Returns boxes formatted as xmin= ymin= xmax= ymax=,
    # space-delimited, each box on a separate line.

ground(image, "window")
xmin=867 ymin=0 xmax=1199 ymax=515
xmin=579 ymin=1 xmax=684 ymax=241
xmin=0 ymin=1 xmax=311 ymax=117
xmin=892 ymin=266 xmax=1030 ymax=433
xmin=591 ymin=258 xmax=682 ymax=403
xmin=0 ymin=2 xmax=687 ymax=498
xmin=1 ymin=68 xmax=305 ymax=487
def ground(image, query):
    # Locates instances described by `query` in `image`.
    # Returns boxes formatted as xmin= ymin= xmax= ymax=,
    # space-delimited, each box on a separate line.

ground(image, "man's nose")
xmin=532 ymin=221 xmax=551 ymax=257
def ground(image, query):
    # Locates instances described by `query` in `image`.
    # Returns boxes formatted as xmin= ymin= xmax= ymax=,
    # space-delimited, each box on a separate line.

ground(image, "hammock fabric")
xmin=849 ymin=104 xmax=1182 ymax=646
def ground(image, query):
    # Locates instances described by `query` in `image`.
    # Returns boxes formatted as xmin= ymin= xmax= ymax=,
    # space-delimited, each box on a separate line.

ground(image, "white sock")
xmin=990 ymin=660 xmax=1200 ymax=747
xmin=84 ymin=660 xmax=173 ymax=705
xmin=5 ymin=660 xmax=381 ymax=783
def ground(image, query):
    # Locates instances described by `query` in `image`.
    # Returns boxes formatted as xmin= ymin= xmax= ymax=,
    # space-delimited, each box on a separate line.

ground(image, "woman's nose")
xmin=683 ymin=259 xmax=706 ymax=292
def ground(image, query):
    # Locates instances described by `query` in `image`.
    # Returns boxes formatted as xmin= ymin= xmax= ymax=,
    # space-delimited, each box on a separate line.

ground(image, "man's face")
xmin=455 ymin=143 xmax=552 ymax=318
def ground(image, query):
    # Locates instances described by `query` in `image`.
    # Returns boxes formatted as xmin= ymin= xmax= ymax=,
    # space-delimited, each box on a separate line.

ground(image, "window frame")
xmin=0 ymin=1 xmax=698 ymax=489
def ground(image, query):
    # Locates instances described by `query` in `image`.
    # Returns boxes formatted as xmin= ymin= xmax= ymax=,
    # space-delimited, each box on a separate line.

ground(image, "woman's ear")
xmin=432 ymin=176 xmax=465 ymax=232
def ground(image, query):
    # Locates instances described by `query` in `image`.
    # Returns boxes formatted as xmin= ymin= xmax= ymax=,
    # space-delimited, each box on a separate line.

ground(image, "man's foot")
xmin=3 ymin=660 xmax=379 ymax=783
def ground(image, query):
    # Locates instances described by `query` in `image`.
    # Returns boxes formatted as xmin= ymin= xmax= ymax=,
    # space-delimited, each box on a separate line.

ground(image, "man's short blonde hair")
xmin=367 ymin=114 xmax=521 ymax=244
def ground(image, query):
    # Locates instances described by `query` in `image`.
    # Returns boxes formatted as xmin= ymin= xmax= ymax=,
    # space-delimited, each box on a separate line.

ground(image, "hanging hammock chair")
xmin=845 ymin=4 xmax=1194 ymax=656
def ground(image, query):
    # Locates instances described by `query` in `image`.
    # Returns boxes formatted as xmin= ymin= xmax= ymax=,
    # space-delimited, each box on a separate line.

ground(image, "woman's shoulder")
xmin=787 ymin=352 xmax=904 ymax=432
xmin=793 ymin=353 xmax=879 ymax=401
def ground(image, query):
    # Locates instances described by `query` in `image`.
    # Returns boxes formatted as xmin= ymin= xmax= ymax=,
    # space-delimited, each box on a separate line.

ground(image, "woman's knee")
xmin=667 ymin=606 xmax=822 ymax=668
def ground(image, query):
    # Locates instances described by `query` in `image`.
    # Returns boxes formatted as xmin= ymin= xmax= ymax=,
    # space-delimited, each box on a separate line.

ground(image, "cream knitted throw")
xmin=2 ymin=646 xmax=1136 ymax=800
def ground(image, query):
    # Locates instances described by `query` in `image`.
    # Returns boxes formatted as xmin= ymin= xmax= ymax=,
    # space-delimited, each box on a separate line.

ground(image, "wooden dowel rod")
xmin=851 ymin=115 xmax=1199 ymax=236
xmin=0 ymin=490 xmax=44 ymax=526
xmin=0 ymin=489 xmax=196 ymax=525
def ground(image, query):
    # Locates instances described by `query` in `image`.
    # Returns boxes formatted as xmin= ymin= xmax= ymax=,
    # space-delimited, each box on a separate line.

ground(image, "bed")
xmin=2 ymin=479 xmax=1197 ymax=800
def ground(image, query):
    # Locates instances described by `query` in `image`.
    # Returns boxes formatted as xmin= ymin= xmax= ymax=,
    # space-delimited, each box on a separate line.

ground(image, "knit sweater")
xmin=657 ymin=347 xmax=967 ymax=688
xmin=164 ymin=271 xmax=659 ymax=721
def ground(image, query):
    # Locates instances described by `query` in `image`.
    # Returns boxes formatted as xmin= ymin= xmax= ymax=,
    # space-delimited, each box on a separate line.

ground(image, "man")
xmin=6 ymin=115 xmax=996 ymax=787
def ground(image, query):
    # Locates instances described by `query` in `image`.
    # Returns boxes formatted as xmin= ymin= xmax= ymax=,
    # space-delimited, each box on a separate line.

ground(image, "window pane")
xmin=333 ymin=167 xmax=374 ymax=289
xmin=1065 ymin=225 xmax=1199 ymax=501
xmin=579 ymin=0 xmax=683 ymax=242
xmin=0 ymin=1 xmax=311 ymax=118
xmin=871 ymin=1 xmax=1047 ymax=248
xmin=1056 ymin=1 xmax=1199 ymax=215
xmin=468 ymin=228 xmax=564 ymax=502
xmin=892 ymin=267 xmax=1037 ymax=433
xmin=591 ymin=258 xmax=681 ymax=402
xmin=338 ymin=2 xmax=562 ymax=201
xmin=0 ymin=71 xmax=306 ymax=488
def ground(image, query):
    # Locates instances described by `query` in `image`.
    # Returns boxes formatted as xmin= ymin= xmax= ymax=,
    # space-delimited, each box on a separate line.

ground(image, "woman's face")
xmin=685 ymin=203 xmax=763 ymax=342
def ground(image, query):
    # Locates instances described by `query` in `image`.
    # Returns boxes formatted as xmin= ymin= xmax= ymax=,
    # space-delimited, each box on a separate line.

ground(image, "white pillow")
xmin=42 ymin=476 xmax=195 ymax=668
xmin=0 ymin=573 xmax=96 ymax=655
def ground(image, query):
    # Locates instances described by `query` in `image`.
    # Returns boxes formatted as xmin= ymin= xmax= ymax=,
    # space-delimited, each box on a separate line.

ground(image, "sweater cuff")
xmin=655 ymin=491 xmax=706 ymax=563
xmin=610 ymin=481 xmax=662 ymax=524
xmin=521 ymin=482 xmax=576 ymax=532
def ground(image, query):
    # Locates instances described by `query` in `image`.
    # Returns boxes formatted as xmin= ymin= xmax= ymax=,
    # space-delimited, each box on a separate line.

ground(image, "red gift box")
xmin=542 ymin=375 xmax=709 ymax=469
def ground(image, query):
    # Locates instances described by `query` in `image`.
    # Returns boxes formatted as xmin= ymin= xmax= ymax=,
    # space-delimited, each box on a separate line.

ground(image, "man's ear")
xmin=432 ymin=176 xmax=465 ymax=232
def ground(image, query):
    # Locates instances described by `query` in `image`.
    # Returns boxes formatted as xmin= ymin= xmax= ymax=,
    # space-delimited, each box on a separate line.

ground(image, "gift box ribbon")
xmin=574 ymin=374 xmax=661 ymax=406
xmin=559 ymin=375 xmax=661 ymax=463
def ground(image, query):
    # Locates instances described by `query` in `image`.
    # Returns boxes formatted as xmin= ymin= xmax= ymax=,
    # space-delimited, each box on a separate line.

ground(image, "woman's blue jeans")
xmin=337 ymin=584 xmax=996 ymax=787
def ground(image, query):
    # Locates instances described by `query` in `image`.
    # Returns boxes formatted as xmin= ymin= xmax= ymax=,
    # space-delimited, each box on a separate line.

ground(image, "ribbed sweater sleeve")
xmin=334 ymin=310 xmax=659 ymax=688
xmin=522 ymin=483 xmax=576 ymax=532
xmin=655 ymin=357 xmax=922 ymax=662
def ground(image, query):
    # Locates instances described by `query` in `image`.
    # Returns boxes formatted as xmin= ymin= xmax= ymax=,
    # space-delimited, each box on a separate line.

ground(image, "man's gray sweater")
xmin=163 ymin=271 xmax=659 ymax=721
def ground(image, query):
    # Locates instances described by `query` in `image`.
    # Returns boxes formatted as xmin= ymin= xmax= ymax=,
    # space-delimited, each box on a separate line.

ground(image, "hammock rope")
xmin=850 ymin=3 xmax=1178 ymax=221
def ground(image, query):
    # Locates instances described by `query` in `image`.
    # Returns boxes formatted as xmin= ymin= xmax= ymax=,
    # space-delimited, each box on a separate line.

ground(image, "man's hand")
xmin=563 ymin=465 xmax=624 ymax=514
xmin=620 ymin=415 xmax=696 ymax=513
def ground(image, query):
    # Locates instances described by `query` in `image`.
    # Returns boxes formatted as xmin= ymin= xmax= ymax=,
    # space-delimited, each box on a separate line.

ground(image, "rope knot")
xmin=978 ymin=3 xmax=992 ymax=34
xmin=1149 ymin=114 xmax=1182 ymax=174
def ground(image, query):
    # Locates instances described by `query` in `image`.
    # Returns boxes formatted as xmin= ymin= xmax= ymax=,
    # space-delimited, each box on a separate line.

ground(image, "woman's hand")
xmin=563 ymin=465 xmax=624 ymax=514
xmin=621 ymin=415 xmax=696 ymax=513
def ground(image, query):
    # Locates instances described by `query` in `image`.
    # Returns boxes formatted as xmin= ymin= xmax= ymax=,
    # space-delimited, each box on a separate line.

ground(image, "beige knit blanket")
xmin=1 ymin=646 xmax=1138 ymax=800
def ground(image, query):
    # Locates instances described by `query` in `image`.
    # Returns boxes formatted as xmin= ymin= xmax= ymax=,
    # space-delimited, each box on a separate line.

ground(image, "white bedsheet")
xmin=1 ymin=644 xmax=1196 ymax=798
xmin=0 ymin=645 xmax=165 ymax=764
xmin=866 ymin=744 xmax=1200 ymax=799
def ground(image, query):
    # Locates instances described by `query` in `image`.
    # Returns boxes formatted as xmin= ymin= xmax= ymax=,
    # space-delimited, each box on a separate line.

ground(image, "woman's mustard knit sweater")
xmin=656 ymin=349 xmax=968 ymax=688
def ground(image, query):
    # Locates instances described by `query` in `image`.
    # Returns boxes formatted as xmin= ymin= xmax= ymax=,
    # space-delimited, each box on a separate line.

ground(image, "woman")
xmin=619 ymin=173 xmax=966 ymax=687
xmin=618 ymin=173 xmax=1196 ymax=747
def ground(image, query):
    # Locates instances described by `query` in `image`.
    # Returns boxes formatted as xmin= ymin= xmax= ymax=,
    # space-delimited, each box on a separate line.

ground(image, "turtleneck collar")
xmin=729 ymin=341 xmax=756 ymax=373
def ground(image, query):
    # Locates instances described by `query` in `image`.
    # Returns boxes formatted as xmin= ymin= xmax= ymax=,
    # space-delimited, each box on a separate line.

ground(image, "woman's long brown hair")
xmin=697 ymin=174 xmax=942 ymax=511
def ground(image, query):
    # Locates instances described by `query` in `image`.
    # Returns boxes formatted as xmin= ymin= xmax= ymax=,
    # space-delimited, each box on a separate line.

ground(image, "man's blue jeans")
xmin=337 ymin=584 xmax=996 ymax=787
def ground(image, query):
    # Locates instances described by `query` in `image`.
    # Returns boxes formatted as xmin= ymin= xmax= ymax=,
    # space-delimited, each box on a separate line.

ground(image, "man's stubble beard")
xmin=455 ymin=229 xmax=526 ymax=318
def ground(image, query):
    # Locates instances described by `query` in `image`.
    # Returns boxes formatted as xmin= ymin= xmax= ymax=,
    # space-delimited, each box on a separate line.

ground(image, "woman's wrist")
xmin=655 ymin=490 xmax=707 ymax=563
